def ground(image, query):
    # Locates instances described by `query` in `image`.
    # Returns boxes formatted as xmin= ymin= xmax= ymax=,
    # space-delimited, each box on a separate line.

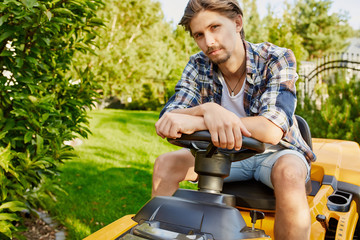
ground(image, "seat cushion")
xmin=222 ymin=179 xmax=318 ymax=211
xmin=222 ymin=179 xmax=276 ymax=211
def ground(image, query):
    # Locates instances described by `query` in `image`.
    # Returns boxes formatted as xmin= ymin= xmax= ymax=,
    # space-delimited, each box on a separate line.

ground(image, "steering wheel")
xmin=167 ymin=130 xmax=265 ymax=161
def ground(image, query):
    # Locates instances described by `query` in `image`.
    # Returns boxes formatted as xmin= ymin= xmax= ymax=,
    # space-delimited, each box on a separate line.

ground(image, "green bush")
xmin=296 ymin=71 xmax=360 ymax=144
xmin=0 ymin=0 xmax=104 ymax=238
xmin=125 ymin=83 xmax=161 ymax=111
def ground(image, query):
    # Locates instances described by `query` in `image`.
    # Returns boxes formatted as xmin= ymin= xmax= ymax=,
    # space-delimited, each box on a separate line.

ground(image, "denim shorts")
xmin=224 ymin=149 xmax=310 ymax=189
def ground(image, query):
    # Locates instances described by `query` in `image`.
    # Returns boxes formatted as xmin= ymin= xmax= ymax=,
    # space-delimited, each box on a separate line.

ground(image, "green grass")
xmin=42 ymin=109 xmax=197 ymax=239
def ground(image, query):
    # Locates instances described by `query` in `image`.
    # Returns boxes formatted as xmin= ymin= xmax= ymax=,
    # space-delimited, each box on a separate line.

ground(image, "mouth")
xmin=207 ymin=47 xmax=222 ymax=56
xmin=209 ymin=49 xmax=221 ymax=55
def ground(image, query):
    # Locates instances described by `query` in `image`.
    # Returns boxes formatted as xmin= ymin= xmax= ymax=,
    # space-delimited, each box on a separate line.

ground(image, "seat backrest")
xmin=295 ymin=115 xmax=312 ymax=150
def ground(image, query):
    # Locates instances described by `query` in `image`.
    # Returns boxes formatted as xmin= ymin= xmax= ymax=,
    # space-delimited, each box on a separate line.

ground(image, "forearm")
xmin=155 ymin=112 xmax=207 ymax=139
xmin=169 ymin=104 xmax=205 ymax=116
xmin=241 ymin=116 xmax=283 ymax=145
xmin=172 ymin=103 xmax=283 ymax=144
xmin=163 ymin=103 xmax=283 ymax=147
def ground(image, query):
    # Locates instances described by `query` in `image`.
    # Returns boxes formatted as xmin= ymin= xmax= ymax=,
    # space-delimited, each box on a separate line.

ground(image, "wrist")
xmin=200 ymin=102 xmax=216 ymax=116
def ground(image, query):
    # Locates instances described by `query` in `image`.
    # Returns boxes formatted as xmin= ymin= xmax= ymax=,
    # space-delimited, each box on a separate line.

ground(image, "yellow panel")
xmin=312 ymin=138 xmax=360 ymax=185
xmin=83 ymin=215 xmax=137 ymax=240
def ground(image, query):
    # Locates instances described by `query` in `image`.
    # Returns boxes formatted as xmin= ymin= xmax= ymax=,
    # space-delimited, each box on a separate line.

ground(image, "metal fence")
xmin=298 ymin=52 xmax=360 ymax=99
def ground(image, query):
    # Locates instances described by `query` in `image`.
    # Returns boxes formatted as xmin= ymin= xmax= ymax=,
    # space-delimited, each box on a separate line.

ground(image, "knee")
xmin=153 ymin=152 xmax=185 ymax=182
xmin=271 ymin=159 xmax=307 ymax=189
xmin=153 ymin=154 xmax=171 ymax=179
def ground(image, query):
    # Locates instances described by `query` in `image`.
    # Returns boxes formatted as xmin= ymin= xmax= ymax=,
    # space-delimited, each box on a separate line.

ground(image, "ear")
xmin=234 ymin=14 xmax=243 ymax=33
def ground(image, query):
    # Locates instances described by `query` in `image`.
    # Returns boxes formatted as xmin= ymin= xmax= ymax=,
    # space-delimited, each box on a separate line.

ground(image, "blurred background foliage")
xmin=71 ymin=0 xmax=356 ymax=110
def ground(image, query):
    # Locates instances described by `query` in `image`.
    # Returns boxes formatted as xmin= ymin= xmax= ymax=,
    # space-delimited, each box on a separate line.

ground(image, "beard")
xmin=206 ymin=45 xmax=231 ymax=65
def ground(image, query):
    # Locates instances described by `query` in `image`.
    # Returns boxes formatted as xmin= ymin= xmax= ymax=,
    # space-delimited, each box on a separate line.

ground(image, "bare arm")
xmin=156 ymin=102 xmax=283 ymax=150
xmin=156 ymin=103 xmax=251 ymax=150
xmin=241 ymin=116 xmax=283 ymax=145
xmin=155 ymin=112 xmax=206 ymax=139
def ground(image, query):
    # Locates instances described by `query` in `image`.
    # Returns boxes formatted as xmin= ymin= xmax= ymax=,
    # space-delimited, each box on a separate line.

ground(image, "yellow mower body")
xmin=85 ymin=137 xmax=360 ymax=240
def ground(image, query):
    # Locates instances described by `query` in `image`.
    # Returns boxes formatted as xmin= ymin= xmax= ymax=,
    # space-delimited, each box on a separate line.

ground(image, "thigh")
xmin=254 ymin=150 xmax=310 ymax=189
xmin=155 ymin=148 xmax=198 ymax=182
xmin=224 ymin=156 xmax=257 ymax=182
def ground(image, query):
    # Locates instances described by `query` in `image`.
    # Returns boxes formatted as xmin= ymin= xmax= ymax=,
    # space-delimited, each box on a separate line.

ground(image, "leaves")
xmin=296 ymin=72 xmax=360 ymax=144
xmin=21 ymin=0 xmax=38 ymax=9
xmin=293 ymin=0 xmax=353 ymax=58
xmin=52 ymin=8 xmax=75 ymax=17
xmin=0 ymin=213 xmax=19 ymax=221
xmin=0 ymin=0 xmax=104 ymax=237
xmin=0 ymin=31 xmax=14 ymax=43
xmin=0 ymin=144 xmax=12 ymax=172
xmin=0 ymin=201 xmax=27 ymax=212
xmin=69 ymin=0 xmax=197 ymax=104
xmin=241 ymin=0 xmax=354 ymax=61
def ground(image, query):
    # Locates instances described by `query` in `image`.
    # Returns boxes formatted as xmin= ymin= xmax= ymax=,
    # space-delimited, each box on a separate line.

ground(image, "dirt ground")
xmin=14 ymin=211 xmax=66 ymax=240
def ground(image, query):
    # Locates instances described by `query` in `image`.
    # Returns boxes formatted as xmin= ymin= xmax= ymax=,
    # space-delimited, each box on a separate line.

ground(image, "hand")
xmin=155 ymin=112 xmax=205 ymax=139
xmin=201 ymin=103 xmax=251 ymax=150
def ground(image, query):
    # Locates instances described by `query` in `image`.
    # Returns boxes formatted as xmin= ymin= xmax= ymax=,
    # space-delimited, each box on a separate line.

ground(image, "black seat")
xmin=222 ymin=115 xmax=313 ymax=211
xmin=295 ymin=115 xmax=312 ymax=150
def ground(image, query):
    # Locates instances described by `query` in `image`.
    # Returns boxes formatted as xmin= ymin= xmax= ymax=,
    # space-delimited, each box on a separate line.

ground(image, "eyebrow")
xmin=192 ymin=21 xmax=219 ymax=38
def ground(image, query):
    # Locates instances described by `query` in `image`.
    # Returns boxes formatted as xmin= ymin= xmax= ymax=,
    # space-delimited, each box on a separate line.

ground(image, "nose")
xmin=205 ymin=33 xmax=215 ymax=47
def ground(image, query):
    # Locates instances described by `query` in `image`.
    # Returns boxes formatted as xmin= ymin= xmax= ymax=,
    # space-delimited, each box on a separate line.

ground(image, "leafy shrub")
xmin=0 ymin=0 xmax=104 ymax=238
xmin=296 ymin=71 xmax=360 ymax=144
xmin=125 ymin=83 xmax=161 ymax=111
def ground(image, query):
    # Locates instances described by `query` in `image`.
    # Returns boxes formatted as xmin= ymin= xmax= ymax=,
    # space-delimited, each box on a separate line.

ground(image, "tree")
xmin=293 ymin=0 xmax=353 ymax=59
xmin=241 ymin=0 xmax=266 ymax=43
xmin=72 ymin=0 xmax=198 ymax=107
xmin=263 ymin=2 xmax=308 ymax=62
xmin=0 ymin=0 xmax=103 ymax=237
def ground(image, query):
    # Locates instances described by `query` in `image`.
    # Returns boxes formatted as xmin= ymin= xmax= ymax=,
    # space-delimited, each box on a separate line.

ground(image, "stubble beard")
xmin=206 ymin=46 xmax=231 ymax=65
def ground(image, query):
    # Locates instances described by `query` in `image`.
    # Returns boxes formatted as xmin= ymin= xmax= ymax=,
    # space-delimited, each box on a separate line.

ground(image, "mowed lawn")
xmin=43 ymin=109 xmax=196 ymax=239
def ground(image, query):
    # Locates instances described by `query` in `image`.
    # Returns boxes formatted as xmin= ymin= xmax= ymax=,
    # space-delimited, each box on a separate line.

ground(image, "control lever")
xmin=316 ymin=214 xmax=328 ymax=230
xmin=250 ymin=210 xmax=265 ymax=230
xmin=205 ymin=143 xmax=217 ymax=158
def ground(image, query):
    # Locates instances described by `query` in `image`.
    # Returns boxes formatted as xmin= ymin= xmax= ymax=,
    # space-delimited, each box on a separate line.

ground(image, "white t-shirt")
xmin=218 ymin=72 xmax=246 ymax=118
xmin=218 ymin=71 xmax=282 ymax=153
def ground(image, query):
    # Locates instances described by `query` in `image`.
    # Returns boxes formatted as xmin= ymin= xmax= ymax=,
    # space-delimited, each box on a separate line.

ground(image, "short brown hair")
xmin=179 ymin=0 xmax=245 ymax=40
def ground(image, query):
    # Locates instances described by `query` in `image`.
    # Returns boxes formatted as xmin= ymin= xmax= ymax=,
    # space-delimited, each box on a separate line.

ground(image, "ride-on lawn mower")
xmin=84 ymin=116 xmax=360 ymax=240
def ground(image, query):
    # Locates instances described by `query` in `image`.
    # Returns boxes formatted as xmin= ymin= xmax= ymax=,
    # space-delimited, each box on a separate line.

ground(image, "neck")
xmin=218 ymin=39 xmax=246 ymax=80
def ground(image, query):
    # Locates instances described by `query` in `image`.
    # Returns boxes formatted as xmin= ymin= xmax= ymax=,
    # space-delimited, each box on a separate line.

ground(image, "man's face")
xmin=190 ymin=10 xmax=242 ymax=65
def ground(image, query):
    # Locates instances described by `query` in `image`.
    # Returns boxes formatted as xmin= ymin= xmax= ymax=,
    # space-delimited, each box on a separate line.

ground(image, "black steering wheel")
xmin=168 ymin=130 xmax=265 ymax=161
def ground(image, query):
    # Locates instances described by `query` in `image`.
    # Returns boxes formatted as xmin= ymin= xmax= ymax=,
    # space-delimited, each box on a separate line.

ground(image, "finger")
xmin=160 ymin=117 xmax=173 ymax=138
xmin=169 ymin=121 xmax=182 ymax=139
xmin=240 ymin=124 xmax=251 ymax=137
xmin=155 ymin=118 xmax=165 ymax=138
xmin=209 ymin=129 xmax=220 ymax=148
xmin=218 ymin=127 xmax=228 ymax=149
xmin=225 ymin=127 xmax=235 ymax=150
xmin=233 ymin=127 xmax=242 ymax=151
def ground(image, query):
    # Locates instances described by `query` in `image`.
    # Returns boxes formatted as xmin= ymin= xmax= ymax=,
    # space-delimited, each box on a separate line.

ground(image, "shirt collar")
xmin=244 ymin=41 xmax=257 ymax=84
xmin=208 ymin=40 xmax=257 ymax=84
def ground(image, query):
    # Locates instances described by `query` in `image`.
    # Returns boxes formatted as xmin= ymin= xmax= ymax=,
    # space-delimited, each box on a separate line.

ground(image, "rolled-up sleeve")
xmin=159 ymin=57 xmax=202 ymax=118
xmin=259 ymin=49 xmax=298 ymax=134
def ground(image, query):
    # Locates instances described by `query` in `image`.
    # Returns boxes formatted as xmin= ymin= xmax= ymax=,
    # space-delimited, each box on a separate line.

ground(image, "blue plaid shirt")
xmin=160 ymin=41 xmax=316 ymax=163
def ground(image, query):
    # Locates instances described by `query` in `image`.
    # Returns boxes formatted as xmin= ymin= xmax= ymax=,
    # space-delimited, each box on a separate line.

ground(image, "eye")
xmin=193 ymin=33 xmax=203 ymax=39
xmin=211 ymin=25 xmax=220 ymax=30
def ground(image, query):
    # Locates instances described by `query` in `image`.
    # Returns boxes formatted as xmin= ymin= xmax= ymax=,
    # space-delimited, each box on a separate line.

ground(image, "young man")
xmin=153 ymin=0 xmax=316 ymax=239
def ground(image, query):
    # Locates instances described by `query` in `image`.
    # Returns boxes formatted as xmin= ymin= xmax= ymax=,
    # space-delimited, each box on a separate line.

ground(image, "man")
xmin=153 ymin=0 xmax=316 ymax=239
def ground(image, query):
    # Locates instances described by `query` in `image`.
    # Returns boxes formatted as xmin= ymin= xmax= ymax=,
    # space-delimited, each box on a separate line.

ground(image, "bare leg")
xmin=271 ymin=154 xmax=311 ymax=240
xmin=152 ymin=149 xmax=198 ymax=197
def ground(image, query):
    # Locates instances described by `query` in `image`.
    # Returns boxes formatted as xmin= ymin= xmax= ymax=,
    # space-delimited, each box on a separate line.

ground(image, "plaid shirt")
xmin=160 ymin=41 xmax=316 ymax=163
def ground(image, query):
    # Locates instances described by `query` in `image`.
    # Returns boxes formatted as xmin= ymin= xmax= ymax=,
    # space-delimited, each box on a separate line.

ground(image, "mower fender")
xmin=83 ymin=215 xmax=137 ymax=240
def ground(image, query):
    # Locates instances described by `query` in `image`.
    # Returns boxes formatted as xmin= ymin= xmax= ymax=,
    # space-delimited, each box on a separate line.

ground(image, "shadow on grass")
xmin=48 ymin=160 xmax=152 ymax=240
xmin=91 ymin=110 xmax=159 ymax=134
